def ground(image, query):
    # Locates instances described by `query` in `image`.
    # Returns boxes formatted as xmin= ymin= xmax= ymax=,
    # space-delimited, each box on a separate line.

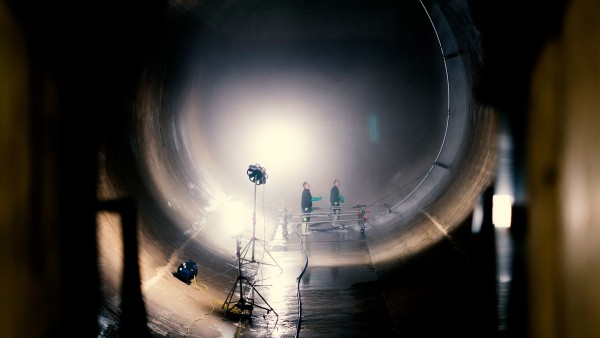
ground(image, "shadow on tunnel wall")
xmin=1 ymin=0 xmax=168 ymax=337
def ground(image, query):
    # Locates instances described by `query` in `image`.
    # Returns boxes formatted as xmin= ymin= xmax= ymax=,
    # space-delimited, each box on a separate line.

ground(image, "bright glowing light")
xmin=240 ymin=107 xmax=310 ymax=178
xmin=492 ymin=194 xmax=513 ymax=228
xmin=210 ymin=86 xmax=325 ymax=200
xmin=221 ymin=199 xmax=253 ymax=237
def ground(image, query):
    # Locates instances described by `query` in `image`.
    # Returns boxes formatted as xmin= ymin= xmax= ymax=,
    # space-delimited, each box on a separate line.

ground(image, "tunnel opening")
xmin=100 ymin=0 xmax=478 ymax=258
xmin=93 ymin=0 xmax=498 ymax=337
xmin=2 ymin=0 xmax=504 ymax=337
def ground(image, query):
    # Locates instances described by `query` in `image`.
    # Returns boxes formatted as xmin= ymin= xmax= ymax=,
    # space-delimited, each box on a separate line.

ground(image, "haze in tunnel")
xmin=12 ymin=0 xmax=600 ymax=337
xmin=1 ymin=0 xmax=499 ymax=336
xmin=91 ymin=1 xmax=490 ymax=336
xmin=102 ymin=0 xmax=470 ymax=260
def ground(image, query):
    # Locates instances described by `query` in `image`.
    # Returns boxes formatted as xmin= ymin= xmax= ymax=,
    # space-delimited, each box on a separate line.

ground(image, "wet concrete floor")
xmin=215 ymin=223 xmax=394 ymax=338
xmin=119 ymin=221 xmax=396 ymax=338
xmin=100 ymin=214 xmax=503 ymax=338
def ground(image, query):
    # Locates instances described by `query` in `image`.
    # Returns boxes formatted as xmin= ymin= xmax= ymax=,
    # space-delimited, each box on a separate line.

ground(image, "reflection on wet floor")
xmin=99 ymin=206 xmax=512 ymax=338
xmin=217 ymin=221 xmax=394 ymax=338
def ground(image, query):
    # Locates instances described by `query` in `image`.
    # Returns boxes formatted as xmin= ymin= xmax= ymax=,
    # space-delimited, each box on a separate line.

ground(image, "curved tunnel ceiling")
xmin=97 ymin=0 xmax=496 ymax=335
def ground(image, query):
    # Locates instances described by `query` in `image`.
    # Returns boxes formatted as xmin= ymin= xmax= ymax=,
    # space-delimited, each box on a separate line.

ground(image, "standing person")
xmin=329 ymin=179 xmax=344 ymax=226
xmin=301 ymin=181 xmax=321 ymax=236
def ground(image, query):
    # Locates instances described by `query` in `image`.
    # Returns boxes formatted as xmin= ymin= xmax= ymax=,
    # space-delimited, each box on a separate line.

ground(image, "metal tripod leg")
xmin=239 ymin=236 xmax=283 ymax=272
xmin=222 ymin=238 xmax=278 ymax=320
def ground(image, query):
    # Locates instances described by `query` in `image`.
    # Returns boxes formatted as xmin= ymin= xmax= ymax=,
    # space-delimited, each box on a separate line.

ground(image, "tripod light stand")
xmin=221 ymin=164 xmax=279 ymax=320
xmin=221 ymin=236 xmax=277 ymax=320
xmin=239 ymin=164 xmax=281 ymax=270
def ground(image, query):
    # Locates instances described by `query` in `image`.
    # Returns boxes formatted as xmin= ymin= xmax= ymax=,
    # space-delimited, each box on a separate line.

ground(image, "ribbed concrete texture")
xmin=5 ymin=1 xmax=595 ymax=338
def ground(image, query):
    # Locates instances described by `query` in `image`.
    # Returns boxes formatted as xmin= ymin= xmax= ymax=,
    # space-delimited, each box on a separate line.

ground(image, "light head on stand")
xmin=247 ymin=164 xmax=268 ymax=185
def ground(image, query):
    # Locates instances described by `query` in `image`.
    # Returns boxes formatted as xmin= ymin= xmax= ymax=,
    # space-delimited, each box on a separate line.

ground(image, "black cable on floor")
xmin=294 ymin=223 xmax=310 ymax=338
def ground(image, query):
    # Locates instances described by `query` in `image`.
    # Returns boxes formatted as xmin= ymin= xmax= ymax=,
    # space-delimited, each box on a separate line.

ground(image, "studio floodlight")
xmin=222 ymin=164 xmax=278 ymax=321
xmin=246 ymin=164 xmax=268 ymax=185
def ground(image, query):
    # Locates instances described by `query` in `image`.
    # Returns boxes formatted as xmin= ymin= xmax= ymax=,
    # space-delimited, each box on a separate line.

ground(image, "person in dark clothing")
xmin=329 ymin=179 xmax=344 ymax=226
xmin=301 ymin=181 xmax=321 ymax=235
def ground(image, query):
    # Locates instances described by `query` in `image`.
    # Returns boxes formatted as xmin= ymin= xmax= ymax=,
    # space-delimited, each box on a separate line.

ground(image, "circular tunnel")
xmin=93 ymin=0 xmax=498 ymax=337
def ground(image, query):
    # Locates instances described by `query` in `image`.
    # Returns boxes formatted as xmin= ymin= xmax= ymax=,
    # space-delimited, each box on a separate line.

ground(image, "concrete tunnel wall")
xmin=92 ymin=3 xmax=498 ymax=332
xmin=94 ymin=1 xmax=499 ymax=335
xmin=99 ymin=0 xmax=490 ymax=267
xmin=3 ymin=2 xmax=552 ymax=336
